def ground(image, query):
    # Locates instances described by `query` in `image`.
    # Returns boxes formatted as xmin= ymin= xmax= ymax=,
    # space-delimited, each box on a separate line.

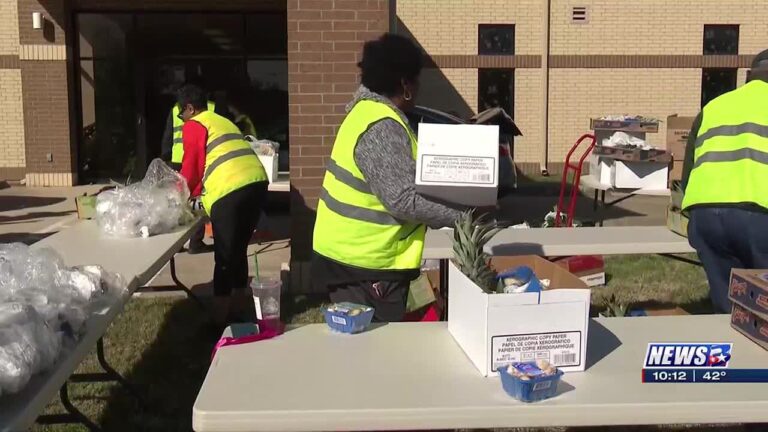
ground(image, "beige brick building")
xmin=397 ymin=0 xmax=768 ymax=174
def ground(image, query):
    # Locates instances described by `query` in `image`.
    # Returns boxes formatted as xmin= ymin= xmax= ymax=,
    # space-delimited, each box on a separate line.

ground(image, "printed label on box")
xmin=419 ymin=155 xmax=495 ymax=185
xmin=331 ymin=316 xmax=347 ymax=325
xmin=532 ymin=381 xmax=553 ymax=391
xmin=491 ymin=331 xmax=582 ymax=372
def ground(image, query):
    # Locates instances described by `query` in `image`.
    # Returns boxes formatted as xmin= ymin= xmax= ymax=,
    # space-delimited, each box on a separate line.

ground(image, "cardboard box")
xmin=611 ymin=160 xmax=668 ymax=190
xmin=731 ymin=303 xmax=768 ymax=351
xmin=590 ymin=118 xmax=659 ymax=133
xmin=670 ymin=180 xmax=683 ymax=208
xmin=416 ymin=123 xmax=499 ymax=206
xmin=447 ymin=256 xmax=590 ymax=376
xmin=729 ymin=269 xmax=768 ymax=320
xmin=75 ymin=195 xmax=97 ymax=220
xmin=669 ymin=160 xmax=683 ymax=184
xmin=257 ymin=154 xmax=279 ymax=183
xmin=555 ymin=255 xmax=606 ymax=287
xmin=666 ymin=115 xmax=695 ymax=159
xmin=666 ymin=206 xmax=688 ymax=238
xmin=588 ymin=154 xmax=613 ymax=186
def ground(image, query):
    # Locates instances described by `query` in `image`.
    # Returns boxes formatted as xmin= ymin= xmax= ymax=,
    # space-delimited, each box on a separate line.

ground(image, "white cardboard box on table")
xmin=611 ymin=160 xmax=668 ymax=190
xmin=415 ymin=123 xmax=499 ymax=206
xmin=257 ymin=154 xmax=279 ymax=184
xmin=447 ymin=256 xmax=590 ymax=376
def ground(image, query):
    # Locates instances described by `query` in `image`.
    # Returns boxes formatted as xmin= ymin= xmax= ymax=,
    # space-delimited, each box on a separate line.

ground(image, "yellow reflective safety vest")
xmin=188 ymin=110 xmax=267 ymax=213
xmin=313 ymin=100 xmax=426 ymax=271
xmin=171 ymin=100 xmax=216 ymax=164
xmin=682 ymin=80 xmax=768 ymax=211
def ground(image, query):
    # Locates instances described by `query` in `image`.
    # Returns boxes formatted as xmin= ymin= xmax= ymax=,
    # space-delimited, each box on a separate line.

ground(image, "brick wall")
xmin=0 ymin=70 xmax=26 ymax=170
xmin=550 ymin=0 xmax=768 ymax=55
xmin=0 ymin=0 xmax=25 ymax=180
xmin=548 ymin=68 xmax=702 ymax=159
xmin=398 ymin=0 xmax=768 ymax=170
xmin=21 ymin=60 xmax=72 ymax=177
xmin=0 ymin=0 xmax=20 ymax=55
xmin=73 ymin=0 xmax=283 ymax=11
xmin=18 ymin=0 xmax=73 ymax=185
xmin=287 ymin=0 xmax=389 ymax=291
xmin=397 ymin=0 xmax=543 ymax=55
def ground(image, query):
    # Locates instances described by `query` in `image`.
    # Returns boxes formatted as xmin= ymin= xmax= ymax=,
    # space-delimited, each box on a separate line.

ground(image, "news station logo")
xmin=644 ymin=343 xmax=732 ymax=368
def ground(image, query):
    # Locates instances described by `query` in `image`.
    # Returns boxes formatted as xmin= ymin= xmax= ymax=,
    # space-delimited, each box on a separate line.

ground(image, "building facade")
xmin=1 ymin=0 xmax=767 ymax=291
xmin=397 ymin=0 xmax=767 ymax=175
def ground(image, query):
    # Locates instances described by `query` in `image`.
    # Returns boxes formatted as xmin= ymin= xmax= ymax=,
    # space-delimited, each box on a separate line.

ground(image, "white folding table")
xmin=423 ymin=225 xmax=694 ymax=259
xmin=579 ymin=174 xmax=670 ymax=225
xmin=193 ymin=315 xmax=768 ymax=431
xmin=0 ymin=219 xmax=201 ymax=432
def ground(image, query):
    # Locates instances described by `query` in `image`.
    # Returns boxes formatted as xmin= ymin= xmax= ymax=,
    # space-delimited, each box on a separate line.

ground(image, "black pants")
xmin=329 ymin=280 xmax=410 ymax=322
xmin=209 ymin=182 xmax=268 ymax=297
xmin=688 ymin=206 xmax=768 ymax=313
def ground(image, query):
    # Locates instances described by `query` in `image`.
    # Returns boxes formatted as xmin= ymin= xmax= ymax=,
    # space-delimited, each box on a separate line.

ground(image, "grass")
xmin=29 ymin=255 xmax=756 ymax=432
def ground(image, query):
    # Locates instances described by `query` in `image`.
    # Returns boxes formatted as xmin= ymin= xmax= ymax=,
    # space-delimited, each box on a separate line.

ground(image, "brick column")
xmin=18 ymin=0 xmax=74 ymax=186
xmin=287 ymin=0 xmax=389 ymax=292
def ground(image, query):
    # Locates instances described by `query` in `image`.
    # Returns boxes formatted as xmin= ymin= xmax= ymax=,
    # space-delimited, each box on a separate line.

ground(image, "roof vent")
xmin=571 ymin=6 xmax=589 ymax=24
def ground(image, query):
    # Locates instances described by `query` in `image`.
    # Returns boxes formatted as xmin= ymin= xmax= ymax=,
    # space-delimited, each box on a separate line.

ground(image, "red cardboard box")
xmin=729 ymin=269 xmax=768 ymax=319
xmin=555 ymin=255 xmax=606 ymax=287
xmin=731 ymin=303 xmax=768 ymax=351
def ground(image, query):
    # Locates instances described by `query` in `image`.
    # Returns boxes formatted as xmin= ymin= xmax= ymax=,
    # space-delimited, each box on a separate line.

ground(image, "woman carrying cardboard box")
xmin=311 ymin=34 xmax=468 ymax=322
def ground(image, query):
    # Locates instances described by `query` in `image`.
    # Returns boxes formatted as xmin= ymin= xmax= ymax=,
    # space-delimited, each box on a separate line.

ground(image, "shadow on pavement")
xmin=0 ymin=195 xmax=66 ymax=212
xmin=0 ymin=232 xmax=54 ymax=245
xmin=0 ymin=210 xmax=75 ymax=225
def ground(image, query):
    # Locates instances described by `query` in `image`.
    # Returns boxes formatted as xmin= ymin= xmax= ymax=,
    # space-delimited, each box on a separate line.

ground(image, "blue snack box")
xmin=499 ymin=362 xmax=564 ymax=402
xmin=324 ymin=302 xmax=375 ymax=334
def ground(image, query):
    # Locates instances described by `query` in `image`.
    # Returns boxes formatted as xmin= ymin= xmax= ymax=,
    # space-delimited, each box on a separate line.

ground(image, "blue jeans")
xmin=688 ymin=206 xmax=768 ymax=313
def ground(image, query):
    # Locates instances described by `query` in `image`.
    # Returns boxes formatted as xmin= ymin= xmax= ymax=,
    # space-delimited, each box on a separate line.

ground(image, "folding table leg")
xmin=170 ymin=255 xmax=206 ymax=309
xmin=68 ymin=338 xmax=144 ymax=404
xmin=36 ymin=382 xmax=102 ymax=432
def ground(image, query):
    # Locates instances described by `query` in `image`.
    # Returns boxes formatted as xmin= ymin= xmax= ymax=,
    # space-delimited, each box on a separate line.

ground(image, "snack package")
xmin=496 ymin=266 xmax=542 ymax=294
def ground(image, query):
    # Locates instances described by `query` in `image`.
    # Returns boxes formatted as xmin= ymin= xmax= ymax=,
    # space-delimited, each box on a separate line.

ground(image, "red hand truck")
xmin=555 ymin=134 xmax=596 ymax=227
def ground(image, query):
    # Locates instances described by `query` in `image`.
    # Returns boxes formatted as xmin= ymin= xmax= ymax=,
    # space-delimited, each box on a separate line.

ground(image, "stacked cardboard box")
xmin=666 ymin=180 xmax=688 ymax=237
xmin=728 ymin=269 xmax=768 ymax=351
xmin=589 ymin=117 xmax=668 ymax=190
xmin=666 ymin=115 xmax=696 ymax=185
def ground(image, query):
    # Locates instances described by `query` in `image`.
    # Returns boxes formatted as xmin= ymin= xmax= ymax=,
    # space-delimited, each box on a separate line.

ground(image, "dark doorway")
xmin=74 ymin=11 xmax=288 ymax=183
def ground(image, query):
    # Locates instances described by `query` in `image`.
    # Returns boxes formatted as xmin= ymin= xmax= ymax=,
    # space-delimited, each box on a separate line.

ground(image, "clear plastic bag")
xmin=0 ymin=243 xmax=127 ymax=394
xmin=245 ymin=137 xmax=279 ymax=156
xmin=94 ymin=158 xmax=194 ymax=238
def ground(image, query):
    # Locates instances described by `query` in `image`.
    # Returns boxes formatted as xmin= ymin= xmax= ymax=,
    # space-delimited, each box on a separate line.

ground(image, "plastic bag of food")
xmin=94 ymin=158 xmax=193 ymax=238
xmin=0 ymin=243 xmax=127 ymax=394
xmin=245 ymin=137 xmax=280 ymax=156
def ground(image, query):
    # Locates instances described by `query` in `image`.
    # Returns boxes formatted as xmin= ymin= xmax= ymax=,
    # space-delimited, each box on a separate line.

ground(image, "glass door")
xmin=76 ymin=13 xmax=139 ymax=183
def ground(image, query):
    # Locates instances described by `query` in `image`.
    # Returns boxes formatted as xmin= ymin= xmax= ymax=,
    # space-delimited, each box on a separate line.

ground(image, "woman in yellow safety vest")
xmin=311 ymin=34 xmax=467 ymax=322
xmin=176 ymin=84 xmax=269 ymax=328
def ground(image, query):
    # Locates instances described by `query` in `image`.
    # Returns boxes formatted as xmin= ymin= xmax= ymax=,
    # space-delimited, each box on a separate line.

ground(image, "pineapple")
xmin=599 ymin=293 xmax=629 ymax=317
xmin=452 ymin=210 xmax=501 ymax=293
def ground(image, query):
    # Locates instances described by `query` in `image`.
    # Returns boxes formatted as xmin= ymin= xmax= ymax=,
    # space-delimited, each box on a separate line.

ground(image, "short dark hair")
xmin=749 ymin=49 xmax=768 ymax=82
xmin=176 ymin=84 xmax=208 ymax=110
xmin=358 ymin=33 xmax=422 ymax=97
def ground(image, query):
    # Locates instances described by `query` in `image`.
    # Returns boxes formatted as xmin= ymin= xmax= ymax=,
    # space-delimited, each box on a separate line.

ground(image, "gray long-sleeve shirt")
xmin=351 ymin=86 xmax=465 ymax=228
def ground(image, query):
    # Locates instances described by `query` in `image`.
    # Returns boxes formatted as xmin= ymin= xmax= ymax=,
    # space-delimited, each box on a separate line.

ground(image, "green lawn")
xmin=30 ymin=255 xmax=759 ymax=432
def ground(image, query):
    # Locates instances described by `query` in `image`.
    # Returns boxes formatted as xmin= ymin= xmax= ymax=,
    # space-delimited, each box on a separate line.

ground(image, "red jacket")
xmin=179 ymin=120 xmax=207 ymax=197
